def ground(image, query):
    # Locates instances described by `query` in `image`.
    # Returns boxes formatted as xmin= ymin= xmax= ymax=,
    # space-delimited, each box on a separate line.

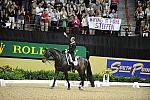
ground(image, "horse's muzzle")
xmin=42 ymin=58 xmax=46 ymax=63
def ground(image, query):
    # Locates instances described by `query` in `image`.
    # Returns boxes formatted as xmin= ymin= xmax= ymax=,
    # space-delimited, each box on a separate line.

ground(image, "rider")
xmin=64 ymin=32 xmax=76 ymax=72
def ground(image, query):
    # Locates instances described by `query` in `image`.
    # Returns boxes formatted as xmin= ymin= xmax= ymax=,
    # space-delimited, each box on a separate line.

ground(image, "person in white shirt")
xmin=145 ymin=5 xmax=150 ymax=26
xmin=35 ymin=3 xmax=43 ymax=29
xmin=81 ymin=14 xmax=88 ymax=34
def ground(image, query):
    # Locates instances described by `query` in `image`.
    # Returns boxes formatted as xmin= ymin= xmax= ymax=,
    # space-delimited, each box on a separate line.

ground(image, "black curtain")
xmin=0 ymin=28 xmax=150 ymax=60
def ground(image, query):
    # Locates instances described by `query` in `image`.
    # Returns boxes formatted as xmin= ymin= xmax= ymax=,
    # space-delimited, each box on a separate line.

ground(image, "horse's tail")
xmin=86 ymin=51 xmax=95 ymax=87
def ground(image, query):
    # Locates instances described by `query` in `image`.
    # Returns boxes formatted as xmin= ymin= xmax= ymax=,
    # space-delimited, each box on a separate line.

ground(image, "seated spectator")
xmin=109 ymin=9 xmax=118 ymax=18
xmin=103 ymin=9 xmax=110 ymax=18
xmin=142 ymin=25 xmax=150 ymax=37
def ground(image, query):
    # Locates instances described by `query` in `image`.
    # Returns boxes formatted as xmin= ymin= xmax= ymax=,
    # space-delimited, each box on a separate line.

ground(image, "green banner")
xmin=0 ymin=40 xmax=86 ymax=58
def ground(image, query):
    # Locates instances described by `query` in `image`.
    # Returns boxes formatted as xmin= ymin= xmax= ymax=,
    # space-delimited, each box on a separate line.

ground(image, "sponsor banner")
xmin=0 ymin=40 xmax=86 ymax=58
xmin=107 ymin=59 xmax=150 ymax=78
xmin=88 ymin=17 xmax=121 ymax=31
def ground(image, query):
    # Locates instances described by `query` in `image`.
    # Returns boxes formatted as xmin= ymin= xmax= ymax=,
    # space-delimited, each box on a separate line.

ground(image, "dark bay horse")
xmin=42 ymin=48 xmax=95 ymax=90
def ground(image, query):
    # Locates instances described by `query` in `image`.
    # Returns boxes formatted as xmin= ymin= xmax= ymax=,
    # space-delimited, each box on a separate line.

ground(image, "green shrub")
xmin=0 ymin=65 xmax=149 ymax=83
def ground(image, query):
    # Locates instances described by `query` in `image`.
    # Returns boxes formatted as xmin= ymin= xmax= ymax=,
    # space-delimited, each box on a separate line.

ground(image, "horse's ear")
xmin=44 ymin=48 xmax=48 ymax=50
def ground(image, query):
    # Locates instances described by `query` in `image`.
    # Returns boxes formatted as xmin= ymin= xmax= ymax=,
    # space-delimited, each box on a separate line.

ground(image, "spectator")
xmin=60 ymin=7 xmax=67 ymax=32
xmin=0 ymin=13 xmax=9 ymax=27
xmin=72 ymin=15 xmax=80 ymax=34
xmin=35 ymin=3 xmax=44 ymax=30
xmin=41 ymin=9 xmax=49 ymax=31
xmin=8 ymin=5 xmax=16 ymax=29
xmin=81 ymin=14 xmax=88 ymax=34
xmin=109 ymin=9 xmax=118 ymax=18
xmin=142 ymin=25 xmax=149 ymax=37
xmin=103 ymin=9 xmax=110 ymax=18
xmin=110 ymin=0 xmax=119 ymax=11
xmin=51 ymin=9 xmax=60 ymax=30
xmin=31 ymin=0 xmax=37 ymax=25
xmin=47 ymin=4 xmax=53 ymax=28
xmin=135 ymin=7 xmax=145 ymax=35
xmin=16 ymin=6 xmax=25 ymax=30
xmin=145 ymin=4 xmax=150 ymax=26
xmin=89 ymin=14 xmax=95 ymax=35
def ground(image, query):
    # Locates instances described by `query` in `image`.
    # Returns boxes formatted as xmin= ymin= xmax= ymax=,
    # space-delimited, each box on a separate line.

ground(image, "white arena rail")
xmin=0 ymin=79 xmax=150 ymax=88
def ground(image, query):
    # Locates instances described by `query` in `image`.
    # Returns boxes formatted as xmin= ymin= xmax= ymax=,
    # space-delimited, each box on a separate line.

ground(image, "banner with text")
xmin=0 ymin=40 xmax=86 ymax=59
xmin=107 ymin=59 xmax=150 ymax=78
xmin=88 ymin=17 xmax=121 ymax=31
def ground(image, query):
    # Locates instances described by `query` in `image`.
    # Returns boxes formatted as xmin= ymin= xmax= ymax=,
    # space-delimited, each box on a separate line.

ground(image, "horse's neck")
xmin=50 ymin=49 xmax=62 ymax=62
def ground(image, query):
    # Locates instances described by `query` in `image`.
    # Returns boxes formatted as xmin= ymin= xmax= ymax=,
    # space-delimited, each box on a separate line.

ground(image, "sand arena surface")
xmin=0 ymin=84 xmax=150 ymax=100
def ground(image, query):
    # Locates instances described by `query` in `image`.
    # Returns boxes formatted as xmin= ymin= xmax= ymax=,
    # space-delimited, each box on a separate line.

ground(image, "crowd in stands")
xmin=0 ymin=0 xmax=120 ymax=35
xmin=134 ymin=0 xmax=150 ymax=37
xmin=0 ymin=0 xmax=149 ymax=37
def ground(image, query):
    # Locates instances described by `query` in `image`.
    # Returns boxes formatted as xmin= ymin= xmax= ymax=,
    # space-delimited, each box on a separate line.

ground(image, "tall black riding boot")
xmin=70 ymin=62 xmax=75 ymax=73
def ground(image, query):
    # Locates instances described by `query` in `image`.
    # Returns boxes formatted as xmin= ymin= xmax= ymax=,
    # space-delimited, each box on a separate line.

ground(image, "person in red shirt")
xmin=41 ymin=9 xmax=49 ymax=31
xmin=72 ymin=15 xmax=80 ymax=34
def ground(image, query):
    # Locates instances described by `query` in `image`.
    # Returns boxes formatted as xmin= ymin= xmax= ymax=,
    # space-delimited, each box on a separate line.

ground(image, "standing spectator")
xmin=89 ymin=14 xmax=95 ymax=35
xmin=72 ymin=15 xmax=80 ymax=34
xmin=41 ymin=9 xmax=49 ymax=31
xmin=145 ymin=5 xmax=150 ymax=27
xmin=31 ymin=0 xmax=37 ymax=25
xmin=81 ymin=14 xmax=88 ymax=34
xmin=60 ymin=7 xmax=67 ymax=32
xmin=47 ymin=4 xmax=53 ymax=28
xmin=110 ymin=0 xmax=119 ymax=11
xmin=51 ymin=9 xmax=60 ymax=30
xmin=135 ymin=7 xmax=145 ymax=35
xmin=8 ymin=5 xmax=16 ymax=29
xmin=35 ymin=3 xmax=43 ymax=30
xmin=0 ymin=12 xmax=9 ymax=27
xmin=16 ymin=6 xmax=25 ymax=30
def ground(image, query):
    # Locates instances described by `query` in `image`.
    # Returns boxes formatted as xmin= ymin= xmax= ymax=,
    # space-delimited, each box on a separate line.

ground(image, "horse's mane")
xmin=49 ymin=48 xmax=62 ymax=54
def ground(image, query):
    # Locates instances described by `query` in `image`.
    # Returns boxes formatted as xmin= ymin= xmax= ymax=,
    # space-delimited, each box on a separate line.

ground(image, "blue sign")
xmin=107 ymin=59 xmax=150 ymax=78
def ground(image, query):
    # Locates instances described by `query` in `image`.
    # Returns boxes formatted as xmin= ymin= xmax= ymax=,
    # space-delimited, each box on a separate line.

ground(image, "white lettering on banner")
xmin=88 ymin=17 xmax=122 ymax=31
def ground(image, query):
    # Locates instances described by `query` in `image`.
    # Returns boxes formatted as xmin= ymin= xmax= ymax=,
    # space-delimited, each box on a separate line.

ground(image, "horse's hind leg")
xmin=64 ymin=71 xmax=70 ymax=90
xmin=51 ymin=70 xmax=59 ymax=89
xmin=78 ymin=72 xmax=85 ymax=90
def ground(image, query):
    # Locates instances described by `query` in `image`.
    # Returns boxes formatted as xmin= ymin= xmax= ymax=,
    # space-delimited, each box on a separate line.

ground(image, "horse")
xmin=42 ymin=48 xmax=95 ymax=90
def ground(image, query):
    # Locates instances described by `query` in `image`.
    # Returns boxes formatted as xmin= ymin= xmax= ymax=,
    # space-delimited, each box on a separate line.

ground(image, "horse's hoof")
xmin=79 ymin=86 xmax=84 ymax=90
xmin=50 ymin=87 xmax=54 ymax=89
xmin=67 ymin=88 xmax=71 ymax=90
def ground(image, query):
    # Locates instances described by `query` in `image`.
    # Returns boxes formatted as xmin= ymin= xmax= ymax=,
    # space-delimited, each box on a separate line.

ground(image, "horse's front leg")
xmin=64 ymin=71 xmax=70 ymax=90
xmin=51 ymin=70 xmax=59 ymax=89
